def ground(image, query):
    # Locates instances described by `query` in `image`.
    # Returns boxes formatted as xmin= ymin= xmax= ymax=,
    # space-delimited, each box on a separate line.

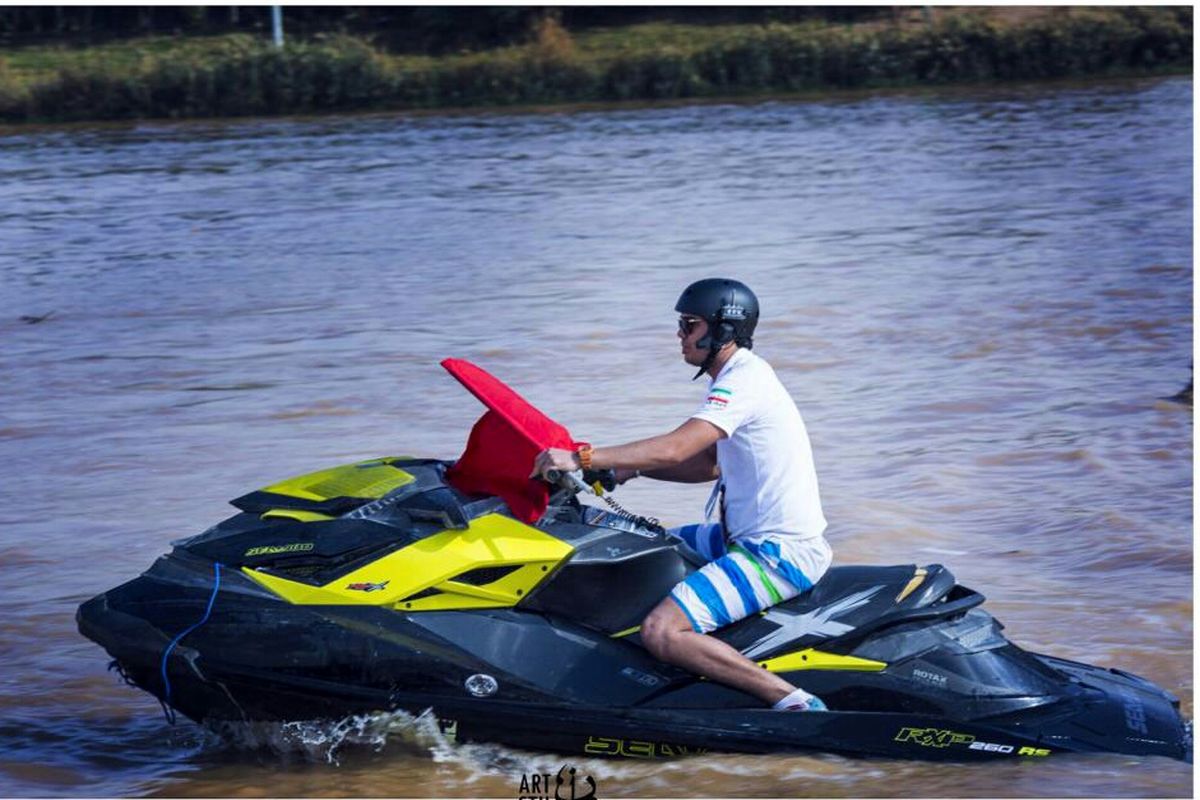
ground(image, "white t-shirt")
xmin=690 ymin=348 xmax=827 ymax=541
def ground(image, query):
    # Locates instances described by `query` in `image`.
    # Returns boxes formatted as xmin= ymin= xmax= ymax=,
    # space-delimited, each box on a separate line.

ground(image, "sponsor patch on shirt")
xmin=705 ymin=387 xmax=733 ymax=409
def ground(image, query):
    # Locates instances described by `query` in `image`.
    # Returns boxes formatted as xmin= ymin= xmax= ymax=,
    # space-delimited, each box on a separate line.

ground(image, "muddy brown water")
xmin=0 ymin=77 xmax=1192 ymax=797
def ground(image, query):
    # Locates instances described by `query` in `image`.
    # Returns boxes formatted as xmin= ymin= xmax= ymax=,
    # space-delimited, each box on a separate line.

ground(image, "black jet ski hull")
xmin=77 ymin=577 xmax=1190 ymax=762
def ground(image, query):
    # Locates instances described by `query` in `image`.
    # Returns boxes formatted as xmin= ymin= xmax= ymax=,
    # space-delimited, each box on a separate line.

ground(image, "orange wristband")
xmin=576 ymin=443 xmax=593 ymax=470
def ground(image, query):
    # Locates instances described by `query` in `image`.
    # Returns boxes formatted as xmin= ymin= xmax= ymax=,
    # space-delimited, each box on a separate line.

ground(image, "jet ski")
xmin=77 ymin=360 xmax=1190 ymax=762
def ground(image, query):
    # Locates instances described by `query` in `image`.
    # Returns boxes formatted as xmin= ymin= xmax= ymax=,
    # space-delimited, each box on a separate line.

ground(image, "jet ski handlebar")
xmin=544 ymin=468 xmax=618 ymax=495
xmin=544 ymin=468 xmax=592 ymax=494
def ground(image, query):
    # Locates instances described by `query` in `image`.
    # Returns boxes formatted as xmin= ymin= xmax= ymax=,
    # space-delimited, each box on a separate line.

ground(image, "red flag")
xmin=441 ymin=358 xmax=581 ymax=523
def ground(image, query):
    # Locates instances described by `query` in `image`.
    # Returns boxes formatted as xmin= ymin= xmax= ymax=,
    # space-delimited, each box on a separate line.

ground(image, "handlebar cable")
xmin=546 ymin=468 xmax=663 ymax=532
xmin=596 ymin=490 xmax=664 ymax=533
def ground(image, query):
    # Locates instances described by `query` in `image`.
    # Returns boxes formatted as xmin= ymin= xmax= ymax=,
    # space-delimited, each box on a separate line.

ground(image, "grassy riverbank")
xmin=0 ymin=6 xmax=1190 ymax=123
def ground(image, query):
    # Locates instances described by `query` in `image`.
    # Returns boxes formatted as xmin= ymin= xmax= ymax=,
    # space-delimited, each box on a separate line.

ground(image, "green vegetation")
xmin=0 ymin=7 xmax=1190 ymax=124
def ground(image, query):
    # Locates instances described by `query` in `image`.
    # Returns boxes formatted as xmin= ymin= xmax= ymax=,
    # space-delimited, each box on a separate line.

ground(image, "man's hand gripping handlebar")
xmin=543 ymin=468 xmax=618 ymax=496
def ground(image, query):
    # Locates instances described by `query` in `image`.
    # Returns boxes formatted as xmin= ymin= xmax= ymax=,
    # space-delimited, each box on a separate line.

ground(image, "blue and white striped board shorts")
xmin=668 ymin=523 xmax=833 ymax=635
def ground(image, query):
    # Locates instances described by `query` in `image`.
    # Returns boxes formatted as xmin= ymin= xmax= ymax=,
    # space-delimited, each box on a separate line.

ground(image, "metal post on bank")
xmin=271 ymin=6 xmax=284 ymax=48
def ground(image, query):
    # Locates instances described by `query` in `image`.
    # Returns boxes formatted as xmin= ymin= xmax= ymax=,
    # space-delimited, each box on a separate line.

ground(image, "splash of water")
xmin=204 ymin=707 xmax=458 ymax=765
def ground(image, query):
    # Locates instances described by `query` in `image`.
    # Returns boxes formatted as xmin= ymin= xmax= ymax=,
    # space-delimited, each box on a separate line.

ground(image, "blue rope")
xmin=159 ymin=561 xmax=222 ymax=725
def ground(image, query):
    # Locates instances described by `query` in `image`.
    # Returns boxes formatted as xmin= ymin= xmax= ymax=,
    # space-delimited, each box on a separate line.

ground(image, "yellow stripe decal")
xmin=243 ymin=512 xmax=572 ymax=609
xmin=758 ymin=648 xmax=887 ymax=673
xmin=261 ymin=509 xmax=336 ymax=523
xmin=895 ymin=567 xmax=928 ymax=603
xmin=259 ymin=457 xmax=415 ymax=503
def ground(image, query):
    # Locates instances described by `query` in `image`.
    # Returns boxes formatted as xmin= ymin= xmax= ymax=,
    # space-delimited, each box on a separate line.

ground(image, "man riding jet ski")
xmin=533 ymin=278 xmax=832 ymax=713
xmin=76 ymin=285 xmax=1190 ymax=762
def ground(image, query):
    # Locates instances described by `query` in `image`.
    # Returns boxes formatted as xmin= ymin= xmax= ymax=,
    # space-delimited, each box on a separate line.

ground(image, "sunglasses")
xmin=678 ymin=316 xmax=702 ymax=336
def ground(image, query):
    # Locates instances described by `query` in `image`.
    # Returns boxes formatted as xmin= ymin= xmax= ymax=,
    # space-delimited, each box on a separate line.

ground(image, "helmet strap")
xmin=691 ymin=319 xmax=735 ymax=380
xmin=692 ymin=347 xmax=718 ymax=381
xmin=691 ymin=327 xmax=712 ymax=381
xmin=692 ymin=335 xmax=726 ymax=381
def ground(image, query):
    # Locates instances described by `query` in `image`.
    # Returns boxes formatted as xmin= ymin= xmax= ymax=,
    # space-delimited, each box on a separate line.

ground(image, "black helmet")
xmin=675 ymin=278 xmax=759 ymax=379
xmin=676 ymin=278 xmax=759 ymax=350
